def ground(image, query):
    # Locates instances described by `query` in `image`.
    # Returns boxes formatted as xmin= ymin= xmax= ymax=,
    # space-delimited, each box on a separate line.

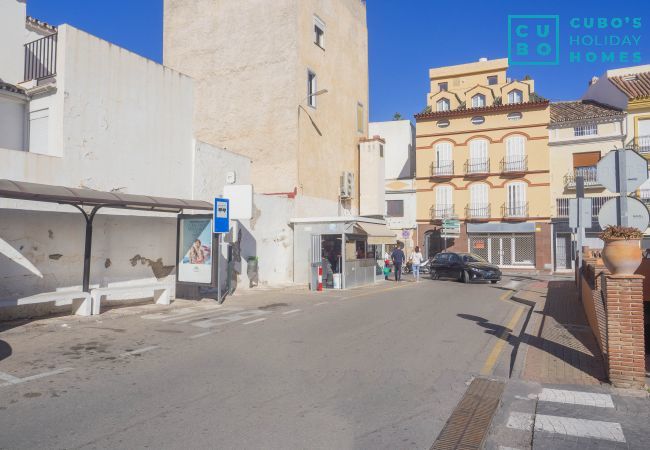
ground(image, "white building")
xmin=0 ymin=2 xmax=254 ymax=316
xmin=368 ymin=120 xmax=417 ymax=254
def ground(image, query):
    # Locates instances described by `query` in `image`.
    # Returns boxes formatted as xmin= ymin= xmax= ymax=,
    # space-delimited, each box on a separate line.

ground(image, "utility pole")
xmin=576 ymin=176 xmax=585 ymax=272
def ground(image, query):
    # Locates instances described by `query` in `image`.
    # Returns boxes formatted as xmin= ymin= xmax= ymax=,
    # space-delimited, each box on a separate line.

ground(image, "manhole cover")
xmin=431 ymin=377 xmax=505 ymax=450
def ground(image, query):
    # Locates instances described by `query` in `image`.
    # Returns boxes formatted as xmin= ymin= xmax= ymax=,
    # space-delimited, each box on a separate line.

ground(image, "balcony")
xmin=638 ymin=189 xmax=650 ymax=206
xmin=465 ymin=204 xmax=491 ymax=220
xmin=23 ymin=33 xmax=58 ymax=82
xmin=502 ymin=202 xmax=528 ymax=219
xmin=564 ymin=166 xmax=600 ymax=189
xmin=555 ymin=196 xmax=614 ymax=218
xmin=464 ymin=158 xmax=490 ymax=176
xmin=632 ymin=135 xmax=650 ymax=154
xmin=430 ymin=160 xmax=454 ymax=178
xmin=500 ymin=156 xmax=528 ymax=174
xmin=430 ymin=204 xmax=455 ymax=220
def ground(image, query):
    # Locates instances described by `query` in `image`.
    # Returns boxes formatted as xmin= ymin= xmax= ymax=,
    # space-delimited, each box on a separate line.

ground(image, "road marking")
xmin=141 ymin=307 xmax=206 ymax=320
xmin=480 ymin=306 xmax=524 ymax=375
xmin=192 ymin=310 xmax=268 ymax=328
xmin=506 ymin=411 xmax=534 ymax=432
xmin=0 ymin=368 xmax=73 ymax=388
xmin=168 ymin=307 xmax=242 ymax=324
xmin=535 ymin=414 xmax=625 ymax=442
xmin=499 ymin=289 xmax=515 ymax=301
xmin=189 ymin=331 xmax=217 ymax=339
xmin=243 ymin=318 xmax=267 ymax=325
xmin=314 ymin=302 xmax=328 ymax=306
xmin=538 ymin=388 xmax=614 ymax=408
xmin=120 ymin=345 xmax=158 ymax=357
xmin=282 ymin=309 xmax=301 ymax=315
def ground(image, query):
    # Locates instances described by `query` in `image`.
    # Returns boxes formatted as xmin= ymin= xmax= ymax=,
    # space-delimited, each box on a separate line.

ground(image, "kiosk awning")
xmin=357 ymin=222 xmax=396 ymax=245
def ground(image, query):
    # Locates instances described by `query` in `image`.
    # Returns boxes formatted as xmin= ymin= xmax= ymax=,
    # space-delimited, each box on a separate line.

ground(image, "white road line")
xmin=192 ymin=310 xmax=269 ymax=328
xmin=0 ymin=368 xmax=73 ymax=388
xmin=506 ymin=411 xmax=534 ymax=432
xmin=140 ymin=307 xmax=205 ymax=320
xmin=189 ymin=331 xmax=217 ymax=339
xmin=166 ymin=307 xmax=242 ymax=324
xmin=538 ymin=388 xmax=614 ymax=408
xmin=243 ymin=318 xmax=267 ymax=325
xmin=282 ymin=309 xmax=301 ymax=315
xmin=120 ymin=345 xmax=158 ymax=357
xmin=534 ymin=415 xmax=625 ymax=442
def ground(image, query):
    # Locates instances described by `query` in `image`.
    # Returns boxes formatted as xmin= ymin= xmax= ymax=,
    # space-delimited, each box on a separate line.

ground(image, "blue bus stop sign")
xmin=213 ymin=198 xmax=230 ymax=233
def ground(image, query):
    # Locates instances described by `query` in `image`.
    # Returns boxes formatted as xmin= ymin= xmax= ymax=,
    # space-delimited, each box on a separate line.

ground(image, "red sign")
xmin=473 ymin=240 xmax=485 ymax=249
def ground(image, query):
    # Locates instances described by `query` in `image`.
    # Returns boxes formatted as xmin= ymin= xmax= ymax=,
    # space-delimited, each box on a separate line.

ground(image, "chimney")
xmin=478 ymin=57 xmax=488 ymax=62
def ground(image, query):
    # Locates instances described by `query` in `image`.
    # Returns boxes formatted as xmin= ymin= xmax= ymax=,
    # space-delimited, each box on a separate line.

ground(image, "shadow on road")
xmin=0 ymin=339 xmax=12 ymax=362
xmin=458 ymin=280 xmax=607 ymax=381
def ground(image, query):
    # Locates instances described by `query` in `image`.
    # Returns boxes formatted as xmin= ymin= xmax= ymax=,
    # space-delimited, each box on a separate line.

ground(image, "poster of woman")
xmin=178 ymin=217 xmax=213 ymax=284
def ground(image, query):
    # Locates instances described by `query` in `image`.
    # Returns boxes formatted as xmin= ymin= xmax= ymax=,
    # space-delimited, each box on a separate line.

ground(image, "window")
xmin=437 ymin=119 xmax=450 ymax=128
xmin=469 ymin=139 xmax=489 ymax=172
xmin=307 ymin=70 xmax=317 ymax=107
xmin=573 ymin=123 xmax=598 ymax=136
xmin=469 ymin=183 xmax=489 ymax=210
xmin=435 ymin=142 xmax=452 ymax=166
xmin=314 ymin=16 xmax=325 ymax=48
xmin=356 ymin=102 xmax=364 ymax=133
xmin=438 ymin=82 xmax=448 ymax=92
xmin=506 ymin=182 xmax=527 ymax=214
xmin=507 ymin=89 xmax=523 ymax=104
xmin=436 ymin=98 xmax=450 ymax=112
xmin=487 ymin=75 xmax=498 ymax=85
xmin=504 ymin=135 xmax=526 ymax=171
xmin=435 ymin=185 xmax=453 ymax=215
xmin=471 ymin=116 xmax=485 ymax=125
xmin=29 ymin=108 xmax=49 ymax=154
xmin=507 ymin=112 xmax=523 ymax=121
xmin=386 ymin=200 xmax=404 ymax=217
xmin=379 ymin=144 xmax=384 ymax=158
xmin=471 ymin=94 xmax=486 ymax=108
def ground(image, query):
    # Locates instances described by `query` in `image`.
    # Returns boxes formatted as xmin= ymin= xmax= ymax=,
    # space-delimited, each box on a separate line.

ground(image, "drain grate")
xmin=431 ymin=377 xmax=505 ymax=450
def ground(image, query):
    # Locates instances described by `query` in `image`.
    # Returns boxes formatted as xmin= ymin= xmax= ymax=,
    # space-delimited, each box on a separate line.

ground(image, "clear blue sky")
xmin=28 ymin=0 xmax=650 ymax=122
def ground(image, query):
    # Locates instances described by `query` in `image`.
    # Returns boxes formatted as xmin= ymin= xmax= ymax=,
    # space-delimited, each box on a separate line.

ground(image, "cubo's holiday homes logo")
xmin=508 ymin=15 xmax=643 ymax=66
xmin=508 ymin=15 xmax=560 ymax=65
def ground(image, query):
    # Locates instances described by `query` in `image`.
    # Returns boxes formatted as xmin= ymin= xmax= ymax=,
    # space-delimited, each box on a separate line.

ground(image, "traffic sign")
xmin=596 ymin=149 xmax=648 ymax=193
xmin=569 ymin=198 xmax=592 ymax=229
xmin=598 ymin=197 xmax=649 ymax=231
xmin=213 ymin=198 xmax=230 ymax=233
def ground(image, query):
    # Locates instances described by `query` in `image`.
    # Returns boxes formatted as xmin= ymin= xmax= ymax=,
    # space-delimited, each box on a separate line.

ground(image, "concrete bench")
xmin=0 ymin=291 xmax=92 ymax=316
xmin=90 ymin=281 xmax=172 ymax=315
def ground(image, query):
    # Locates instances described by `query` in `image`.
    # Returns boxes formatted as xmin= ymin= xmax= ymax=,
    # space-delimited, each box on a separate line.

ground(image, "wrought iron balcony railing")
xmin=500 ymin=156 xmax=528 ymax=173
xmin=430 ymin=160 xmax=454 ymax=177
xmin=464 ymin=158 xmax=490 ymax=175
xmin=556 ymin=196 xmax=614 ymax=218
xmin=24 ymin=33 xmax=58 ymax=82
xmin=430 ymin=204 xmax=455 ymax=220
xmin=631 ymin=135 xmax=650 ymax=154
xmin=502 ymin=202 xmax=528 ymax=218
xmin=465 ymin=204 xmax=490 ymax=220
xmin=564 ymin=166 xmax=600 ymax=188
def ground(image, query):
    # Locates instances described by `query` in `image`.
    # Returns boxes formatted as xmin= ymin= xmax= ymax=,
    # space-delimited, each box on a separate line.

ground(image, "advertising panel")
xmin=178 ymin=217 xmax=213 ymax=284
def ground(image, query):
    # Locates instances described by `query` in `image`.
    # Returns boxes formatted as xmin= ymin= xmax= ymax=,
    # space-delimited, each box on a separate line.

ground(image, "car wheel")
xmin=431 ymin=270 xmax=439 ymax=280
xmin=461 ymin=270 xmax=469 ymax=283
xmin=491 ymin=280 xmax=498 ymax=284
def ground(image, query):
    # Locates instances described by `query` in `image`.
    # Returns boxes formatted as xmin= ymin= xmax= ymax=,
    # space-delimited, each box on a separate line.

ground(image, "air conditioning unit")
xmin=339 ymin=171 xmax=354 ymax=199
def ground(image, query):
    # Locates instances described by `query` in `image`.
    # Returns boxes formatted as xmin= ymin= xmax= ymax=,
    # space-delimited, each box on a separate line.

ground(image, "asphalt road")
xmin=0 ymin=275 xmax=527 ymax=449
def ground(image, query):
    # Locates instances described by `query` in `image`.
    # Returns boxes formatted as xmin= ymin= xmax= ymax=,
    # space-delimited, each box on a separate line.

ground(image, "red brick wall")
xmin=602 ymin=274 xmax=646 ymax=389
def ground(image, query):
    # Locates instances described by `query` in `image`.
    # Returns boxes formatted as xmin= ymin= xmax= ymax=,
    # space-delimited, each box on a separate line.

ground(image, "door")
xmin=469 ymin=183 xmax=489 ymax=218
xmin=507 ymin=182 xmax=526 ymax=217
xmin=555 ymin=234 xmax=571 ymax=270
xmin=432 ymin=252 xmax=450 ymax=277
xmin=505 ymin=135 xmax=525 ymax=170
xmin=447 ymin=253 xmax=463 ymax=279
xmin=435 ymin=142 xmax=452 ymax=173
xmin=469 ymin=139 xmax=489 ymax=172
xmin=435 ymin=185 xmax=453 ymax=217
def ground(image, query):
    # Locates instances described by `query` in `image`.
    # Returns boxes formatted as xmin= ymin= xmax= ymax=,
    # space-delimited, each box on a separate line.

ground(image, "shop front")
xmin=466 ymin=223 xmax=538 ymax=269
xmin=291 ymin=217 xmax=396 ymax=289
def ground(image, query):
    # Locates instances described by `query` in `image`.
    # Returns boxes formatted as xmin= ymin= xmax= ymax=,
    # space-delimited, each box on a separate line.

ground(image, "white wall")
xmin=0 ymin=93 xmax=27 ymax=151
xmin=582 ymin=76 xmax=628 ymax=110
xmin=385 ymin=189 xmax=417 ymax=231
xmin=368 ymin=120 xmax=415 ymax=180
xmin=359 ymin=140 xmax=385 ymax=216
xmin=0 ymin=0 xmax=27 ymax=84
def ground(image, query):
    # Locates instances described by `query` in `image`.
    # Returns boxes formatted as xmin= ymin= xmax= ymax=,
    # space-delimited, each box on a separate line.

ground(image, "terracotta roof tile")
xmin=414 ymin=99 xmax=548 ymax=120
xmin=610 ymin=72 xmax=650 ymax=100
xmin=550 ymin=101 xmax=624 ymax=123
xmin=26 ymin=16 xmax=57 ymax=34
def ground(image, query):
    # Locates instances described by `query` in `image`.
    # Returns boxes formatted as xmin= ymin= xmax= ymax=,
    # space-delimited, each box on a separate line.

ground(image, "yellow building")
xmin=414 ymin=58 xmax=552 ymax=270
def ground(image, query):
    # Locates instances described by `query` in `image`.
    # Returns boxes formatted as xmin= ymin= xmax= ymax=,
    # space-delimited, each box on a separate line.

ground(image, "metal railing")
xmin=465 ymin=204 xmax=490 ymax=219
xmin=564 ymin=166 xmax=599 ymax=188
xmin=464 ymin=158 xmax=490 ymax=175
xmin=24 ymin=33 xmax=57 ymax=81
xmin=635 ymin=136 xmax=650 ymax=153
xmin=502 ymin=202 xmax=528 ymax=218
xmin=556 ymin=196 xmax=614 ymax=217
xmin=430 ymin=160 xmax=454 ymax=177
xmin=639 ymin=189 xmax=650 ymax=205
xmin=430 ymin=204 xmax=455 ymax=220
xmin=500 ymin=156 xmax=528 ymax=173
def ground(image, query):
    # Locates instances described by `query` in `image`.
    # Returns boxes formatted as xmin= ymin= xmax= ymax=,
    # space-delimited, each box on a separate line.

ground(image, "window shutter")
xmin=572 ymin=151 xmax=600 ymax=168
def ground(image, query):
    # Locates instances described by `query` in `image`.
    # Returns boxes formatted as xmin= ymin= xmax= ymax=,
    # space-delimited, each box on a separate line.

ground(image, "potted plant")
xmin=599 ymin=225 xmax=644 ymax=275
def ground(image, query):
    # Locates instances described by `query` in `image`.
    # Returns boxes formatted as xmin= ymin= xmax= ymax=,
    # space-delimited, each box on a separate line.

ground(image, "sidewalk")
xmin=519 ymin=279 xmax=607 ymax=385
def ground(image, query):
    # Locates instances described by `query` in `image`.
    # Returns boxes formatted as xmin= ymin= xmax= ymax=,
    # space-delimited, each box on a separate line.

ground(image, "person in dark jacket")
xmin=391 ymin=245 xmax=406 ymax=282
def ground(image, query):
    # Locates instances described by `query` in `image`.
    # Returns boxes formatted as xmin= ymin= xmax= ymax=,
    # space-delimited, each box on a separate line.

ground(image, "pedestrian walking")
xmin=411 ymin=246 xmax=423 ymax=281
xmin=391 ymin=245 xmax=405 ymax=282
